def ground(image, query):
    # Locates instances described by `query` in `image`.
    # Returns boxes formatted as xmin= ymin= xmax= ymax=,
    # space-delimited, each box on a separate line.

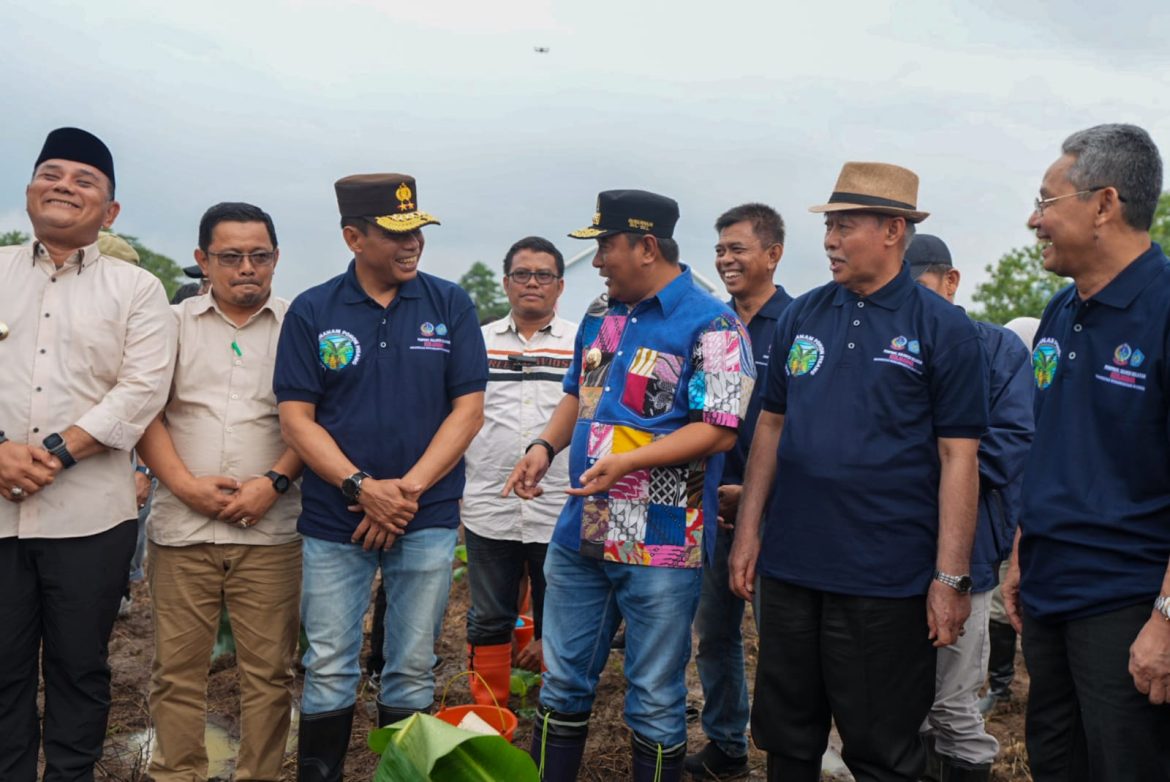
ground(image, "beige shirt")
xmin=147 ymin=293 xmax=300 ymax=547
xmin=462 ymin=314 xmax=576 ymax=543
xmin=0 ymin=242 xmax=176 ymax=539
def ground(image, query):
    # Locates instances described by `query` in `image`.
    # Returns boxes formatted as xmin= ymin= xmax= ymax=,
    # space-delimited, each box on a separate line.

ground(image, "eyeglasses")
xmin=207 ymin=251 xmax=276 ymax=267
xmin=1033 ymin=186 xmax=1125 ymax=216
xmin=506 ymin=269 xmax=560 ymax=285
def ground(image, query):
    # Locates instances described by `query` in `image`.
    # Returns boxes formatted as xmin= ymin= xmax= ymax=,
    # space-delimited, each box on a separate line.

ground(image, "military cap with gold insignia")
xmin=569 ymin=189 xmax=679 ymax=240
xmin=335 ymin=173 xmax=440 ymax=233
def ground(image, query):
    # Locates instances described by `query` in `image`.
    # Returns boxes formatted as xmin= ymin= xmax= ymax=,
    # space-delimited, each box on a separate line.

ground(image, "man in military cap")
xmin=276 ymin=173 xmax=487 ymax=780
xmin=504 ymin=190 xmax=755 ymax=781
xmin=0 ymin=128 xmax=176 ymax=779
xmin=730 ymin=163 xmax=988 ymax=781
xmin=909 ymin=234 xmax=1034 ymax=782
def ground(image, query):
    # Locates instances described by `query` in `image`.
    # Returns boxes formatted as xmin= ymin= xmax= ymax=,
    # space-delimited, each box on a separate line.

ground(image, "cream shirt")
xmin=462 ymin=314 xmax=576 ymax=543
xmin=147 ymin=293 xmax=300 ymax=546
xmin=0 ymin=241 xmax=176 ymax=539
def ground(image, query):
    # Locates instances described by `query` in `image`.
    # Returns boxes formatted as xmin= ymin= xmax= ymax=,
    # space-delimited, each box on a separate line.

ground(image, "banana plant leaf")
xmin=368 ymin=713 xmax=539 ymax=782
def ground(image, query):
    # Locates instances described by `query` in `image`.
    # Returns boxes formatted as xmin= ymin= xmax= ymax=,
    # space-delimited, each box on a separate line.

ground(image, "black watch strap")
xmin=43 ymin=433 xmax=77 ymax=469
xmin=266 ymin=470 xmax=290 ymax=494
xmin=526 ymin=438 xmax=556 ymax=463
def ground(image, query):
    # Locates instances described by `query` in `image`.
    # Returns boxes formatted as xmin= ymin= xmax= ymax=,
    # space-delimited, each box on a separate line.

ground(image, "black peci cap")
xmin=35 ymin=127 xmax=115 ymax=195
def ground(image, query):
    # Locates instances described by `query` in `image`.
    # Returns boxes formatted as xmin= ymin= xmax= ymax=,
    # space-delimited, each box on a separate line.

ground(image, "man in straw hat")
xmin=275 ymin=173 xmax=486 ymax=781
xmin=1002 ymin=123 xmax=1170 ymax=781
xmin=504 ymin=189 xmax=755 ymax=781
xmin=0 ymin=127 xmax=176 ymax=779
xmin=730 ymin=162 xmax=988 ymax=781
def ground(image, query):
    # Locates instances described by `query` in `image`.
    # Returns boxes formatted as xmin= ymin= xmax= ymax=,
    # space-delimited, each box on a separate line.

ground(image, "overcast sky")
xmin=3 ymin=0 xmax=1168 ymax=316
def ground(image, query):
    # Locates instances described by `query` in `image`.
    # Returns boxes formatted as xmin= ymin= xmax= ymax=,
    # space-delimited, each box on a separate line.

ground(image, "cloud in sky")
xmin=2 ymin=0 xmax=1167 ymax=314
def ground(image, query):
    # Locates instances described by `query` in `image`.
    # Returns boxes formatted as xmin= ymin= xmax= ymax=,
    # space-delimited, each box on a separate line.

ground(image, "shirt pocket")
xmin=620 ymin=347 xmax=684 ymax=418
xmin=67 ymin=317 xmax=126 ymax=385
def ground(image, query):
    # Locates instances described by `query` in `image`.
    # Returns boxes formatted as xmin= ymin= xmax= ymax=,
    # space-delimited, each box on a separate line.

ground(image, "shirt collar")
xmin=831 ymin=262 xmax=915 ymax=310
xmin=32 ymin=239 xmax=100 ymax=274
xmin=341 ymin=259 xmax=423 ymax=305
xmin=1081 ymin=243 xmax=1167 ymax=310
xmin=728 ymin=285 xmax=791 ymax=321
xmin=634 ymin=264 xmax=693 ymax=316
xmin=192 ymin=290 xmax=280 ymax=324
xmin=494 ymin=314 xmax=565 ymax=337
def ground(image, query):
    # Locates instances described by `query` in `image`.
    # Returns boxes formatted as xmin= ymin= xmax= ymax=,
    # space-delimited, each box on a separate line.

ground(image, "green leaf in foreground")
xmin=369 ymin=713 xmax=538 ymax=782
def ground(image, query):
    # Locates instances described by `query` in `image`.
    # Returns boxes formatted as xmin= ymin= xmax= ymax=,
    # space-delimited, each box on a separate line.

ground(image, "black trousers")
xmin=464 ymin=527 xmax=548 ymax=646
xmin=0 ymin=520 xmax=137 ymax=782
xmin=752 ymin=578 xmax=936 ymax=782
xmin=1022 ymin=603 xmax=1170 ymax=782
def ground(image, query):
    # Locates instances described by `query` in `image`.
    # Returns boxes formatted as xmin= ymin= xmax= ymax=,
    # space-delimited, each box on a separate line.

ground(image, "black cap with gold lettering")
xmin=568 ymin=189 xmax=679 ymax=240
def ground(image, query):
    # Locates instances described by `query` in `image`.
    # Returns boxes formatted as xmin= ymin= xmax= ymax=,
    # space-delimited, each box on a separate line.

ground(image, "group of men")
xmin=0 ymin=121 xmax=1167 ymax=782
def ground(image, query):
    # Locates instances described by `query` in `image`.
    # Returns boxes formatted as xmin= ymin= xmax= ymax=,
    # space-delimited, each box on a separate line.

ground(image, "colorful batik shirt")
xmin=550 ymin=266 xmax=755 ymax=569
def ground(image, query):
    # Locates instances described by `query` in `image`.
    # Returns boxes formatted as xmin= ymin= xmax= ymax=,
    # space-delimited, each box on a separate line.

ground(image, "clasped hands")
xmin=349 ymin=477 xmax=422 ymax=551
xmin=0 ymin=441 xmax=62 ymax=503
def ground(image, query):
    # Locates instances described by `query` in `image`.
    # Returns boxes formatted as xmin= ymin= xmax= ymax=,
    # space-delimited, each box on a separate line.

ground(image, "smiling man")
xmin=730 ymin=163 xmax=988 ymax=782
xmin=1001 ymin=124 xmax=1170 ymax=782
xmin=136 ymin=202 xmax=304 ymax=782
xmin=461 ymin=237 xmax=575 ymax=703
xmin=504 ymin=190 xmax=754 ymax=781
xmin=687 ymin=203 xmax=792 ymax=778
xmin=0 ymin=127 xmax=175 ymax=780
xmin=275 ymin=173 xmax=486 ymax=781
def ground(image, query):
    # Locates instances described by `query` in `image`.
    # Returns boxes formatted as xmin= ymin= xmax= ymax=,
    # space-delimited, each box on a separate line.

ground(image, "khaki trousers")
xmin=147 ymin=539 xmax=302 ymax=782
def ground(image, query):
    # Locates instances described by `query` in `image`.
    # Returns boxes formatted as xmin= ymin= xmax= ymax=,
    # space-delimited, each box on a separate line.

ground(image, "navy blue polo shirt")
xmin=970 ymin=320 xmax=1034 ymax=593
xmin=1020 ymin=244 xmax=1170 ymax=622
xmin=274 ymin=263 xmax=488 ymax=542
xmin=721 ymin=286 xmax=794 ymax=486
xmin=760 ymin=263 xmax=988 ymax=597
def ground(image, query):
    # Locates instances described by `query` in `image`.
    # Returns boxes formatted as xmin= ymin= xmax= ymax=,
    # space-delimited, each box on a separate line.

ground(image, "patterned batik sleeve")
xmin=686 ymin=313 xmax=755 ymax=427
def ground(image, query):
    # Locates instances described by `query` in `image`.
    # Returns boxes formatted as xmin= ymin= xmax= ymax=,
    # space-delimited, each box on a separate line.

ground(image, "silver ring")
xmin=238 ymin=517 xmax=250 ymax=528
xmin=10 ymin=487 xmax=24 ymax=498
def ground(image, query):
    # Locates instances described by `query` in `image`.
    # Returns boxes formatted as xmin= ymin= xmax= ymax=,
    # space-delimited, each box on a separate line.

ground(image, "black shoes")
xmin=684 ymin=742 xmax=749 ymax=779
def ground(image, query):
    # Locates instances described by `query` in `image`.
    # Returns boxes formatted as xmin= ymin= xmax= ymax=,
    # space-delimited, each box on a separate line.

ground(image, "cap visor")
xmin=182 ymin=265 xmax=205 ymax=279
xmin=372 ymin=212 xmax=441 ymax=232
xmin=568 ymin=226 xmax=620 ymax=239
xmin=808 ymin=202 xmax=929 ymax=223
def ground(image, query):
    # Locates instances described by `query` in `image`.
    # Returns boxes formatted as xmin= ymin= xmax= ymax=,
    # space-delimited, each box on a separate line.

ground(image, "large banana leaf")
xmin=368 ymin=713 xmax=538 ymax=782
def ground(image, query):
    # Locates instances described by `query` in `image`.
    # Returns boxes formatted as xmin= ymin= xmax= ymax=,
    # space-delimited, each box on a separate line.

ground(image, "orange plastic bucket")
xmin=434 ymin=703 xmax=518 ymax=741
xmin=434 ymin=670 xmax=519 ymax=741
xmin=513 ymin=614 xmax=535 ymax=652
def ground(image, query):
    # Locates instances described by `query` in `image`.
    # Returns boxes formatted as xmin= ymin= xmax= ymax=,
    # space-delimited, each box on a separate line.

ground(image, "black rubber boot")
xmin=937 ymin=754 xmax=992 ymax=782
xmin=377 ymin=701 xmax=430 ymax=728
xmin=986 ymin=620 xmax=1016 ymax=697
xmin=529 ymin=706 xmax=590 ymax=781
xmin=297 ymin=705 xmax=354 ymax=782
xmin=631 ymin=731 xmax=686 ymax=782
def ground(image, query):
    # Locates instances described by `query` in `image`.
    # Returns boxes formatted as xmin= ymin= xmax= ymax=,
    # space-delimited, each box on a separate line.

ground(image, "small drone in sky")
xmin=534 ymin=46 xmax=550 ymax=53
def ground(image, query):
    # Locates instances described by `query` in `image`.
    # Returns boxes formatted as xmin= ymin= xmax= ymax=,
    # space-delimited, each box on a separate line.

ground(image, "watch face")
xmin=958 ymin=576 xmax=973 ymax=592
xmin=274 ymin=475 xmax=290 ymax=493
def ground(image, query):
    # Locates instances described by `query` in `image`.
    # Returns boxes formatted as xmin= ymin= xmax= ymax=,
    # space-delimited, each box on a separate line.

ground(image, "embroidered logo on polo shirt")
xmin=318 ymin=329 xmax=361 ymax=370
xmin=1032 ymin=338 xmax=1060 ymax=390
xmin=875 ymin=335 xmax=924 ymax=374
xmin=413 ymin=321 xmax=451 ymax=353
xmin=786 ymin=335 xmax=825 ymax=377
xmin=1096 ymin=342 xmax=1147 ymax=392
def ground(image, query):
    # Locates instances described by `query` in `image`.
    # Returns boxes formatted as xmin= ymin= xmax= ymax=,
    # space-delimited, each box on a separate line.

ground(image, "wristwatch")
xmin=341 ymin=471 xmax=370 ymax=503
xmin=42 ymin=433 xmax=77 ymax=469
xmin=0 ymin=431 xmax=8 ymax=446
xmin=933 ymin=570 xmax=973 ymax=594
xmin=266 ymin=470 xmax=291 ymax=494
xmin=525 ymin=438 xmax=556 ymax=463
xmin=1155 ymin=595 xmax=1170 ymax=622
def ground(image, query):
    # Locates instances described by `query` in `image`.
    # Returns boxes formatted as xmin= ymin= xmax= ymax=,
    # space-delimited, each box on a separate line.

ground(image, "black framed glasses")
xmin=208 ymin=251 xmax=276 ymax=267
xmin=1033 ymin=186 xmax=1126 ymax=216
xmin=507 ymin=269 xmax=560 ymax=285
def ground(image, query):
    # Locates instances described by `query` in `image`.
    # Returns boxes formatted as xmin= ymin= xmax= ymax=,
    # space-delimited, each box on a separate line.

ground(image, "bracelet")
xmin=526 ymin=438 xmax=556 ymax=463
xmin=135 ymin=465 xmax=152 ymax=478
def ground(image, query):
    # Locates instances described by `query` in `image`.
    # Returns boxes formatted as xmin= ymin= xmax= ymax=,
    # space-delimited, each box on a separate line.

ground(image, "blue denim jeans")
xmin=694 ymin=526 xmax=749 ymax=757
xmin=539 ymin=542 xmax=702 ymax=747
xmin=300 ymin=528 xmax=457 ymax=714
xmin=465 ymin=527 xmax=547 ymax=646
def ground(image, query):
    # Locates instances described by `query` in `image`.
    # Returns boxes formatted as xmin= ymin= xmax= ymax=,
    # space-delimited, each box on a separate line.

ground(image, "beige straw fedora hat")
xmin=809 ymin=161 xmax=929 ymax=223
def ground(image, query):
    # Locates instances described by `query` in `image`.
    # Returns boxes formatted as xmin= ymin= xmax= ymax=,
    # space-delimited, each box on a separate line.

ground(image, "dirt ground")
xmin=94 ymin=576 xmax=1032 ymax=781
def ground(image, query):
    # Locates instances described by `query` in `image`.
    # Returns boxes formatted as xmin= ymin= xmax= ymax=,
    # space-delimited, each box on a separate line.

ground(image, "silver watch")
xmin=1155 ymin=595 xmax=1170 ymax=621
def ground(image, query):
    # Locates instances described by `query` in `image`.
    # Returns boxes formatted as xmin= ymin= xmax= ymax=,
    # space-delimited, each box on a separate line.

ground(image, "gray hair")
xmin=1061 ymin=124 xmax=1162 ymax=231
